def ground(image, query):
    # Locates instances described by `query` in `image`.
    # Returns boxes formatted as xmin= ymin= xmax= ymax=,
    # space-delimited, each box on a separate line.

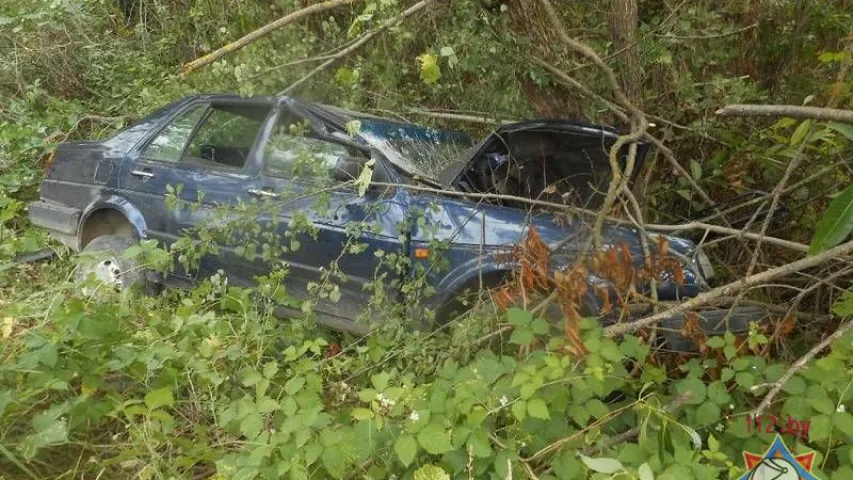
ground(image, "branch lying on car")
xmin=180 ymin=0 xmax=363 ymax=77
xmin=603 ymin=238 xmax=853 ymax=338
xmin=716 ymin=104 xmax=853 ymax=124
xmin=371 ymin=182 xmax=811 ymax=254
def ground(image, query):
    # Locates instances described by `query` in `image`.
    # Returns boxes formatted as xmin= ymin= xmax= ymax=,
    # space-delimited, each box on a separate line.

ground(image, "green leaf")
xmin=832 ymin=291 xmax=853 ymax=316
xmin=353 ymin=159 xmax=375 ymax=197
xmin=257 ymin=397 xmax=279 ymax=414
xmin=507 ymin=308 xmax=532 ymax=326
xmin=694 ymin=401 xmax=720 ymax=427
xmin=531 ymin=317 xmax=550 ymax=335
xmin=834 ymin=413 xmax=853 ymax=437
xmin=144 ymin=387 xmax=174 ymax=410
xmin=809 ymin=186 xmax=853 ymax=254
xmin=828 ymin=122 xmax=853 ymax=141
xmin=16 ymin=417 xmax=68 ymax=460
xmin=413 ymin=464 xmax=450 ymax=480
xmin=639 ymin=462 xmax=655 ymax=480
xmin=783 ymin=376 xmax=807 ymax=395
xmin=371 ymin=372 xmax=390 ymax=392
xmin=351 ymin=408 xmax=374 ymax=421
xmin=689 ymin=159 xmax=702 ymax=180
xmin=394 ymin=435 xmax=418 ymax=466
xmin=676 ymin=378 xmax=707 ymax=405
xmin=579 ymin=454 xmax=624 ymax=474
xmin=262 ymin=361 xmax=278 ymax=379
xmin=790 ymin=119 xmax=812 ymax=145
xmin=417 ymin=54 xmax=442 ymax=84
xmin=707 ymin=435 xmax=720 ymax=452
xmin=285 ymin=376 xmax=305 ymax=396
xmin=527 ymin=398 xmax=550 ymax=419
xmin=509 ymin=328 xmax=534 ymax=345
xmin=239 ymin=412 xmax=263 ymax=439
xmin=810 ymin=414 xmax=832 ymax=442
xmin=511 ymin=400 xmax=527 ymax=421
xmin=321 ymin=446 xmax=346 ymax=478
xmin=417 ymin=424 xmax=453 ymax=455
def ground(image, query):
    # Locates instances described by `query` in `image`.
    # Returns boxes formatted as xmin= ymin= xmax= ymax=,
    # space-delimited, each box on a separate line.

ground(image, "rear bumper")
xmin=28 ymin=200 xmax=81 ymax=249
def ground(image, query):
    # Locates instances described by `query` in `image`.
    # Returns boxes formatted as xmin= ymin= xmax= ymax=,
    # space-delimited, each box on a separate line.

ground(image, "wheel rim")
xmin=91 ymin=257 xmax=123 ymax=288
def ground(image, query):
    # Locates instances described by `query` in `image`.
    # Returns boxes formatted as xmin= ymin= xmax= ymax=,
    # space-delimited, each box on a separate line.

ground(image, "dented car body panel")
xmin=30 ymin=93 xmax=739 ymax=341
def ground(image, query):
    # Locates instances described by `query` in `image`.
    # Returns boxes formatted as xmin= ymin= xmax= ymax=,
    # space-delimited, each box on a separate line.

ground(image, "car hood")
xmin=441 ymin=120 xmax=649 ymax=210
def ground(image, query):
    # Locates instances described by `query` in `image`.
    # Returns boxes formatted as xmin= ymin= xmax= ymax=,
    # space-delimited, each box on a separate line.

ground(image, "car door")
xmin=250 ymin=107 xmax=407 ymax=323
xmin=169 ymin=99 xmax=275 ymax=284
xmin=117 ymin=101 xmax=208 ymax=255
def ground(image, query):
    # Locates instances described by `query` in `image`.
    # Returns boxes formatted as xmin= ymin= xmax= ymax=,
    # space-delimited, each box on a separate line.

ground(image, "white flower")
xmin=838 ymin=404 xmax=846 ymax=414
xmin=715 ymin=423 xmax=725 ymax=432
xmin=409 ymin=411 xmax=420 ymax=422
xmin=499 ymin=396 xmax=509 ymax=407
xmin=729 ymin=404 xmax=735 ymax=410
xmin=376 ymin=393 xmax=394 ymax=409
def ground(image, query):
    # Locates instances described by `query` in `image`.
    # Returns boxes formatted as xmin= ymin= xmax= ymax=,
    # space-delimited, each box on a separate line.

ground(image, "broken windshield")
xmin=355 ymin=118 xmax=474 ymax=180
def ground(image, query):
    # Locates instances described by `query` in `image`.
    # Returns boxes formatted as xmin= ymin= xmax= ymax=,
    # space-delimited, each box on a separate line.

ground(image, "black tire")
xmin=75 ymin=235 xmax=151 ymax=294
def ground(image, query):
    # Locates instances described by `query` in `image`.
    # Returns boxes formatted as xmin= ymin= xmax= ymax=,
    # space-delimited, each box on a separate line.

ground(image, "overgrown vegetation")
xmin=2 ymin=0 xmax=853 ymax=479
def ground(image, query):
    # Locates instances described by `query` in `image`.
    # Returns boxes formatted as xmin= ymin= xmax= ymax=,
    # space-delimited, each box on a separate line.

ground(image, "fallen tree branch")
xmin=716 ymin=104 xmax=853 ymax=124
xmin=405 ymin=107 xmax=517 ymax=125
xmin=603 ymin=238 xmax=853 ymax=338
xmin=754 ymin=319 xmax=853 ymax=417
xmin=371 ymin=182 xmax=812 ymax=254
xmin=180 ymin=0 xmax=362 ymax=77
xmin=279 ymin=0 xmax=436 ymax=94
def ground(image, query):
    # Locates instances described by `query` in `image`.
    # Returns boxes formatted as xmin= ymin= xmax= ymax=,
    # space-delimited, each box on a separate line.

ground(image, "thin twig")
xmin=754 ymin=319 xmax=853 ymax=417
xmin=655 ymin=22 xmax=758 ymax=40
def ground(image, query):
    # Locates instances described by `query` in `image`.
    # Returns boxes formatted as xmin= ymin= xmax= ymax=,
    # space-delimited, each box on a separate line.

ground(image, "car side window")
xmin=140 ymin=104 xmax=207 ymax=163
xmin=264 ymin=115 xmax=350 ymax=183
xmin=181 ymin=104 xmax=270 ymax=170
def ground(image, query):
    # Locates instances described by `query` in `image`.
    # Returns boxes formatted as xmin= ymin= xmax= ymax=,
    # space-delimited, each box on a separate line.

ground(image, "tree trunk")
xmin=506 ymin=0 xmax=584 ymax=119
xmin=609 ymin=0 xmax=642 ymax=108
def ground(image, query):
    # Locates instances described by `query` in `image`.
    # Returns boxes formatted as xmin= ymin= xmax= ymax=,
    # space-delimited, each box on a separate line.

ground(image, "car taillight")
xmin=43 ymin=151 xmax=55 ymax=175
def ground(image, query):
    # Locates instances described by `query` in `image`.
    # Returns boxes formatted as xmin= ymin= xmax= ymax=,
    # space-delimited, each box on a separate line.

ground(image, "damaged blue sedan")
xmin=29 ymin=94 xmax=764 ymax=348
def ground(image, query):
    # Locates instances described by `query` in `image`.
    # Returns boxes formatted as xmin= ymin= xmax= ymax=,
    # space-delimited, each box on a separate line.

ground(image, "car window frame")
xmin=134 ymin=98 xmax=275 ymax=177
xmin=260 ymin=108 xmax=367 ymax=188
xmin=136 ymin=102 xmax=210 ymax=165
xmin=179 ymin=103 xmax=271 ymax=173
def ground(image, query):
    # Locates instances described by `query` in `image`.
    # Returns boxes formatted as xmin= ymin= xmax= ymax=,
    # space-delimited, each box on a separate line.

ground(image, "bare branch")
xmin=180 ymin=0 xmax=363 ymax=77
xmin=279 ymin=0 xmax=436 ymax=94
xmin=716 ymin=104 xmax=853 ymax=124
xmin=604 ymin=238 xmax=853 ymax=338
xmin=754 ymin=319 xmax=853 ymax=417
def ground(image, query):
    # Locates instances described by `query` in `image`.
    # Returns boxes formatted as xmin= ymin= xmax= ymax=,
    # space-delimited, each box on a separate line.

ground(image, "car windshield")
xmin=354 ymin=118 xmax=474 ymax=180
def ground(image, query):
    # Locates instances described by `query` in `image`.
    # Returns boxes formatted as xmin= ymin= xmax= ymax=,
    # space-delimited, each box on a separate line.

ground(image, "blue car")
xmin=29 ymin=94 xmax=764 ymax=347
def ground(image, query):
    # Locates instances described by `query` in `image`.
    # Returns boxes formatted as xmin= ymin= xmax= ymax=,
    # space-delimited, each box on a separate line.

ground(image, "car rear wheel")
xmin=75 ymin=235 xmax=152 ymax=295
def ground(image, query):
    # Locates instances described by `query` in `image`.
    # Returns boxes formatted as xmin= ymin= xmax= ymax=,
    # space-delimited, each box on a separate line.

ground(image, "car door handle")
xmin=130 ymin=169 xmax=154 ymax=179
xmin=248 ymin=188 xmax=279 ymax=198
